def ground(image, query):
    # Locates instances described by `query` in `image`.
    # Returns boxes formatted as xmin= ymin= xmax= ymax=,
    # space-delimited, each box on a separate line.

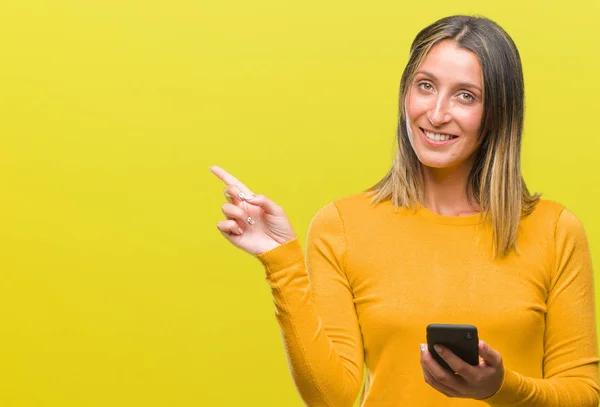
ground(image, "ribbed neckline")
xmin=414 ymin=204 xmax=486 ymax=226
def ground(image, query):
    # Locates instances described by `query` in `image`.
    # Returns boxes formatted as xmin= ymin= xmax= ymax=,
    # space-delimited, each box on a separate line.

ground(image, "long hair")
xmin=367 ymin=15 xmax=540 ymax=257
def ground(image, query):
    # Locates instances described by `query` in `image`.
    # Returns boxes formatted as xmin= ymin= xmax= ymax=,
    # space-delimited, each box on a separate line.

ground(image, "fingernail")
xmin=420 ymin=344 xmax=426 ymax=353
xmin=245 ymin=194 xmax=255 ymax=200
xmin=247 ymin=217 xmax=254 ymax=225
xmin=434 ymin=345 xmax=442 ymax=353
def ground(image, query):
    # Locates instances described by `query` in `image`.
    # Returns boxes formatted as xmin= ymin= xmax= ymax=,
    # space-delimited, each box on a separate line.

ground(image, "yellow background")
xmin=1 ymin=0 xmax=599 ymax=405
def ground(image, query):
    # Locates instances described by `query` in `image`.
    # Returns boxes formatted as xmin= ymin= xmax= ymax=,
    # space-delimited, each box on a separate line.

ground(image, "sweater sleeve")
xmin=256 ymin=202 xmax=364 ymax=406
xmin=485 ymin=208 xmax=600 ymax=406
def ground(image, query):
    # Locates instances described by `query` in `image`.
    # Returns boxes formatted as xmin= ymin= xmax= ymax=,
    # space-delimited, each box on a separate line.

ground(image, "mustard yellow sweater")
xmin=257 ymin=192 xmax=600 ymax=406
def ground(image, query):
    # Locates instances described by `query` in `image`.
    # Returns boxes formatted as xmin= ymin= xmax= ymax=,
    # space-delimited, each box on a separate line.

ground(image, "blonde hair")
xmin=367 ymin=15 xmax=540 ymax=257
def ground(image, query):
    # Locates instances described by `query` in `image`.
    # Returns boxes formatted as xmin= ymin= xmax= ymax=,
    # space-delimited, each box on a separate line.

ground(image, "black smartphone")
xmin=426 ymin=323 xmax=479 ymax=373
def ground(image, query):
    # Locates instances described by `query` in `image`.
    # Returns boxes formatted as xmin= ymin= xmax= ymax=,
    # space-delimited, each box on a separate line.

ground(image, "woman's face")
xmin=405 ymin=40 xmax=484 ymax=170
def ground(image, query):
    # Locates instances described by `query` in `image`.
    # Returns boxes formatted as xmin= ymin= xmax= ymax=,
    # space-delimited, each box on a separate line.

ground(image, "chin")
xmin=421 ymin=162 xmax=452 ymax=170
xmin=414 ymin=152 xmax=458 ymax=170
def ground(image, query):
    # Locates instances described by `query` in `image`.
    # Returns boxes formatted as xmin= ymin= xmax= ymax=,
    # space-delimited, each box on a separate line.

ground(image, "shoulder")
xmin=523 ymin=199 xmax=587 ymax=242
xmin=527 ymin=202 xmax=591 ymax=283
xmin=522 ymin=199 xmax=564 ymax=228
xmin=308 ymin=191 xmax=389 ymax=231
xmin=306 ymin=193 xmax=374 ymax=249
xmin=312 ymin=191 xmax=392 ymax=222
xmin=310 ymin=191 xmax=365 ymax=223
xmin=332 ymin=191 xmax=384 ymax=212
xmin=525 ymin=199 xmax=564 ymax=221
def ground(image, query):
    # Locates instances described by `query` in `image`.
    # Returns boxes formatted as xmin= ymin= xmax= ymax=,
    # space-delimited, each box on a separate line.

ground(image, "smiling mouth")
xmin=420 ymin=127 xmax=458 ymax=142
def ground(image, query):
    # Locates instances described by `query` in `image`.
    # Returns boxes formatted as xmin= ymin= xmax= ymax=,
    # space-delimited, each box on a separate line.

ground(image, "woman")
xmin=210 ymin=15 xmax=599 ymax=406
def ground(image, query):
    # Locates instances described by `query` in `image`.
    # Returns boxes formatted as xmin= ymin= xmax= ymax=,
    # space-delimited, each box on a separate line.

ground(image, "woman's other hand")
xmin=419 ymin=340 xmax=504 ymax=399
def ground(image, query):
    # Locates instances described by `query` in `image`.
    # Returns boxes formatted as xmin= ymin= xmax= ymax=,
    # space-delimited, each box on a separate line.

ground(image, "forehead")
xmin=418 ymin=40 xmax=482 ymax=88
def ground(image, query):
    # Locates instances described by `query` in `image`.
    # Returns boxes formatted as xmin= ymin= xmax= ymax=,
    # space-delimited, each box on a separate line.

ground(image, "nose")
xmin=427 ymin=95 xmax=451 ymax=127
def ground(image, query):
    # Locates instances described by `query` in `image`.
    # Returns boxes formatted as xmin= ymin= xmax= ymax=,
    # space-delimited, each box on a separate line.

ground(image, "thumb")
xmin=244 ymin=194 xmax=284 ymax=215
xmin=478 ymin=341 xmax=502 ymax=367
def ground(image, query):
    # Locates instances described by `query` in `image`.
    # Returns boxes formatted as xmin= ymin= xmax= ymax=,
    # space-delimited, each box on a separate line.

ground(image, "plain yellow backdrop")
xmin=0 ymin=0 xmax=599 ymax=405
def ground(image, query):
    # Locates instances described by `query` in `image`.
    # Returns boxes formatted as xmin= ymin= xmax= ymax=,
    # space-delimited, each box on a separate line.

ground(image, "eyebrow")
xmin=416 ymin=70 xmax=482 ymax=93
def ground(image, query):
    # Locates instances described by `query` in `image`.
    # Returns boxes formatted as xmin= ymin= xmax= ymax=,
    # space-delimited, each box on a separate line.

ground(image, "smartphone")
xmin=426 ymin=323 xmax=479 ymax=373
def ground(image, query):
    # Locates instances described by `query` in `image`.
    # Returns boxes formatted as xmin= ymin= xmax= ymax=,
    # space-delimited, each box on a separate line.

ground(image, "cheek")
xmin=456 ymin=108 xmax=483 ymax=138
xmin=405 ymin=91 xmax=427 ymax=121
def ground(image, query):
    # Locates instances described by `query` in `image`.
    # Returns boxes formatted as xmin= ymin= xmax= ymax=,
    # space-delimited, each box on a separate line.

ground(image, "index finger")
xmin=210 ymin=165 xmax=253 ymax=193
xmin=435 ymin=345 xmax=477 ymax=380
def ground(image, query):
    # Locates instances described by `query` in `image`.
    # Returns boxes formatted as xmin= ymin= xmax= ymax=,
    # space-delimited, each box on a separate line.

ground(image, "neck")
xmin=421 ymin=162 xmax=480 ymax=217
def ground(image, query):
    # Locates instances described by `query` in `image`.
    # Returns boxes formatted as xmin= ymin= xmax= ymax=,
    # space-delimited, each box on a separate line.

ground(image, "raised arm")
xmin=211 ymin=167 xmax=363 ymax=406
xmin=257 ymin=203 xmax=364 ymax=406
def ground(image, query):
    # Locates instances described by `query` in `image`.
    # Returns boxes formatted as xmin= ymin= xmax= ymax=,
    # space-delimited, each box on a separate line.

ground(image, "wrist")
xmin=481 ymin=368 xmax=521 ymax=406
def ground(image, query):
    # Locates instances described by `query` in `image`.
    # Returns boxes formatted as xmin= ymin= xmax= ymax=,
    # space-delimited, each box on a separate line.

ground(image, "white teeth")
xmin=424 ymin=130 xmax=454 ymax=141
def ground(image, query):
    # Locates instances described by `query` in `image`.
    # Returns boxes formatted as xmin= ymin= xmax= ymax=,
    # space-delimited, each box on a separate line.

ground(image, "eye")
xmin=458 ymin=92 xmax=475 ymax=102
xmin=417 ymin=81 xmax=434 ymax=91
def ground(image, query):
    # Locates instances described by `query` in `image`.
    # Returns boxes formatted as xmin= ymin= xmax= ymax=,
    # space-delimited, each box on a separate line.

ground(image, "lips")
xmin=419 ymin=127 xmax=458 ymax=146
